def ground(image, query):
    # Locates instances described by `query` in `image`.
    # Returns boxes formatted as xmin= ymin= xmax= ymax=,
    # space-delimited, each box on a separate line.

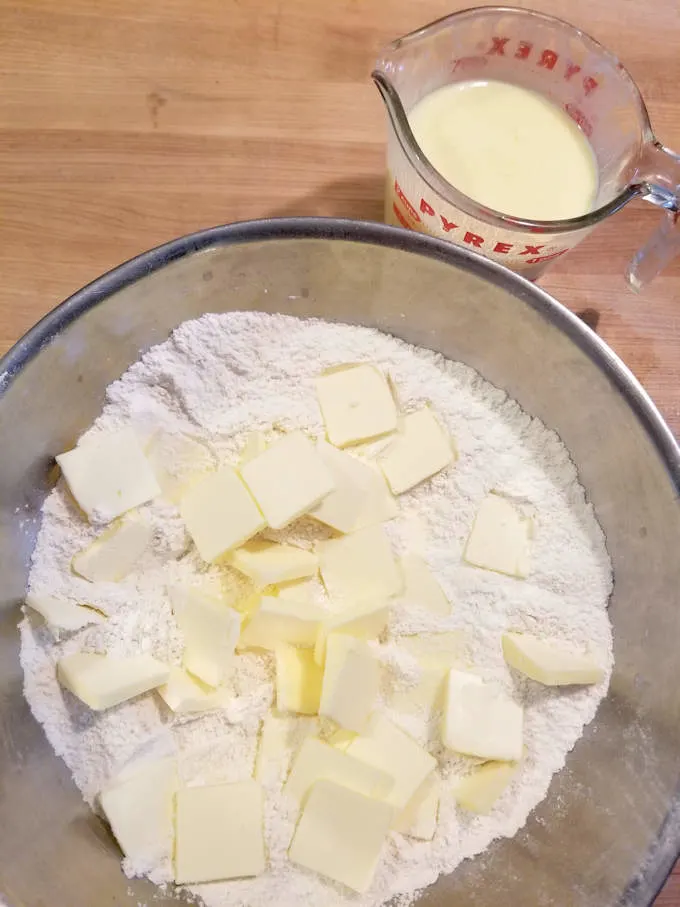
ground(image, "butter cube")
xmin=284 ymin=737 xmax=393 ymax=803
xmin=317 ymin=525 xmax=403 ymax=606
xmin=319 ymin=635 xmax=380 ymax=732
xmin=346 ymin=714 xmax=436 ymax=810
xmin=390 ymin=632 xmax=464 ymax=718
xmin=502 ymin=632 xmax=605 ymax=686
xmin=454 ymin=760 xmax=519 ymax=814
xmin=389 ymin=670 xmax=448 ymax=718
xmin=57 ymin=653 xmax=170 ymax=710
xmin=229 ymin=540 xmax=318 ymax=588
xmin=442 ymin=670 xmax=523 ymax=761
xmin=240 ymin=432 xmax=335 ymax=530
xmin=275 ymin=645 xmax=324 ymax=715
xmin=25 ymin=592 xmax=103 ymax=632
xmin=179 ymin=466 xmax=265 ymax=563
xmin=356 ymin=471 xmax=399 ymax=530
xmin=379 ymin=408 xmax=454 ymax=494
xmin=72 ymin=515 xmax=152 ymax=583
xmin=464 ymin=493 xmax=533 ymax=578
xmin=327 ymin=728 xmax=357 ymax=751
xmin=316 ymin=363 xmax=398 ymax=448
xmin=231 ymin=590 xmax=262 ymax=619
xmin=99 ymin=757 xmax=177 ymax=870
xmin=310 ymin=440 xmax=397 ymax=533
xmin=146 ymin=431 xmax=215 ymax=503
xmin=397 ymin=631 xmax=465 ymax=670
xmin=254 ymin=713 xmax=320 ymax=785
xmin=309 ymin=441 xmax=373 ymax=534
xmin=289 ymin=779 xmax=394 ymax=893
xmin=314 ymin=600 xmax=390 ymax=665
xmin=395 ymin=773 xmax=439 ymax=840
xmin=174 ymin=780 xmax=265 ymax=883
xmin=170 ymin=587 xmax=242 ymax=687
xmin=277 ymin=578 xmax=315 ymax=602
xmin=399 ymin=554 xmax=450 ymax=616
xmin=56 ymin=428 xmax=161 ymax=523
xmin=239 ymin=596 xmax=324 ymax=650
xmin=239 ymin=431 xmax=268 ymax=464
xmin=157 ymin=667 xmax=225 ymax=713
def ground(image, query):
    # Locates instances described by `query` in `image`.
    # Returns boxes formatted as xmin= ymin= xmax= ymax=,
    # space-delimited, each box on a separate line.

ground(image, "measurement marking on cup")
xmin=460 ymin=35 xmax=601 ymax=101
xmin=392 ymin=180 xmax=570 ymax=263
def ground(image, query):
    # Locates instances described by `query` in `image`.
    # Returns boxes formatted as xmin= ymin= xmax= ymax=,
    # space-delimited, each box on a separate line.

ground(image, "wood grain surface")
xmin=1 ymin=0 xmax=679 ymax=902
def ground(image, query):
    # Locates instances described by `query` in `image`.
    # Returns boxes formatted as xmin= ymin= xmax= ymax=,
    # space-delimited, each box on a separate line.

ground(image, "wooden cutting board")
xmin=0 ymin=0 xmax=679 ymax=902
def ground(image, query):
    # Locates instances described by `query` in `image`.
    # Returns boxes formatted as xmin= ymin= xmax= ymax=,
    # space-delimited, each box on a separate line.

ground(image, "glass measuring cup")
xmin=373 ymin=6 xmax=680 ymax=287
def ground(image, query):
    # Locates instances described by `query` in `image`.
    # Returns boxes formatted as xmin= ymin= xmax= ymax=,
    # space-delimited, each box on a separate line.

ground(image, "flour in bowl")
xmin=20 ymin=312 xmax=613 ymax=907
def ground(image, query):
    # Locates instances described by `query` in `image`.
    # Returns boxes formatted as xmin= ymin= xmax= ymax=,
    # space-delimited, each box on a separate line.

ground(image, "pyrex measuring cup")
xmin=373 ymin=6 xmax=680 ymax=286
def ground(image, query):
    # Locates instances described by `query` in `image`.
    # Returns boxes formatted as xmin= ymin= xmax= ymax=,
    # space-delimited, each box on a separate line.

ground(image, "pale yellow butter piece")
xmin=99 ymin=757 xmax=177 ymax=870
xmin=327 ymin=728 xmax=357 ymax=751
xmin=397 ymin=631 xmax=465 ymax=670
xmin=389 ymin=670 xmax=448 ymax=718
xmin=174 ymin=780 xmax=265 ymax=883
xmin=239 ymin=431 xmax=268 ymax=464
xmin=284 ymin=737 xmax=393 ymax=803
xmin=275 ymin=644 xmax=324 ymax=715
xmin=310 ymin=440 xmax=397 ymax=533
xmin=157 ymin=667 xmax=225 ymax=714
xmin=378 ymin=408 xmax=454 ymax=494
xmin=316 ymin=363 xmax=398 ymax=448
xmin=349 ymin=434 xmax=396 ymax=459
xmin=72 ymin=515 xmax=152 ymax=583
xmin=240 ymin=431 xmax=335 ymax=530
xmin=146 ymin=431 xmax=215 ymax=503
xmin=314 ymin=600 xmax=390 ymax=665
xmin=233 ymin=594 xmax=262 ymax=621
xmin=502 ymin=632 xmax=605 ymax=686
xmin=454 ymin=759 xmax=520 ymax=814
xmin=217 ymin=564 xmax=257 ymax=608
xmin=464 ymin=492 xmax=533 ymax=578
xmin=310 ymin=440 xmax=376 ymax=533
xmin=25 ymin=592 xmax=104 ymax=631
xmin=399 ymin=554 xmax=450 ymax=616
xmin=390 ymin=632 xmax=465 ymax=717
xmin=276 ymin=577 xmax=315 ymax=602
xmin=317 ymin=525 xmax=403 ymax=606
xmin=319 ymin=634 xmax=380 ymax=732
xmin=56 ymin=428 xmax=161 ymax=523
xmin=395 ymin=773 xmax=440 ymax=840
xmin=229 ymin=539 xmax=318 ymax=588
xmin=442 ymin=670 xmax=523 ymax=761
xmin=170 ymin=587 xmax=242 ymax=687
xmin=289 ymin=779 xmax=394 ymax=893
xmin=355 ymin=466 xmax=399 ymax=530
xmin=179 ymin=466 xmax=265 ymax=563
xmin=254 ymin=713 xmax=320 ymax=785
xmin=239 ymin=596 xmax=324 ymax=650
xmin=57 ymin=653 xmax=170 ymax=711
xmin=346 ymin=713 xmax=436 ymax=811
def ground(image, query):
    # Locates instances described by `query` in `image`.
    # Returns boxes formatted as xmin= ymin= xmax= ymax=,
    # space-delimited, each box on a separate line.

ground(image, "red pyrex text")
xmin=392 ymin=182 xmax=569 ymax=265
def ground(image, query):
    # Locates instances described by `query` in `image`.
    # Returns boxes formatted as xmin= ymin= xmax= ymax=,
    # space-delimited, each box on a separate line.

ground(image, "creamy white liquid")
xmin=408 ymin=80 xmax=598 ymax=221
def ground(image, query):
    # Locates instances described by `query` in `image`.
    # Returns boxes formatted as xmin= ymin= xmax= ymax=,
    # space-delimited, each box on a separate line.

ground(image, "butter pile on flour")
xmin=21 ymin=312 xmax=613 ymax=907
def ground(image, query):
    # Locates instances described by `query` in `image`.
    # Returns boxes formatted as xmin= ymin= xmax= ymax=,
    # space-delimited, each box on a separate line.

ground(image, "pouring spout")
xmin=371 ymin=72 xmax=400 ymax=118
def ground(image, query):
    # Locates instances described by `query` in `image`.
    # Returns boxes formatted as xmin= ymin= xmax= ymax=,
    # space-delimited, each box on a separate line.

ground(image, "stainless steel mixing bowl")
xmin=1 ymin=219 xmax=679 ymax=907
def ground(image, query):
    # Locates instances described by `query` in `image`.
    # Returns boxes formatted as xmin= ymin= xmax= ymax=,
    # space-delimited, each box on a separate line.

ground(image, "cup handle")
xmin=626 ymin=141 xmax=680 ymax=291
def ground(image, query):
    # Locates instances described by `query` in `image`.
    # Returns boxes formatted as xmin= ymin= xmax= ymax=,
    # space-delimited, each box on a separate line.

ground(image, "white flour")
xmin=20 ymin=312 xmax=613 ymax=907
